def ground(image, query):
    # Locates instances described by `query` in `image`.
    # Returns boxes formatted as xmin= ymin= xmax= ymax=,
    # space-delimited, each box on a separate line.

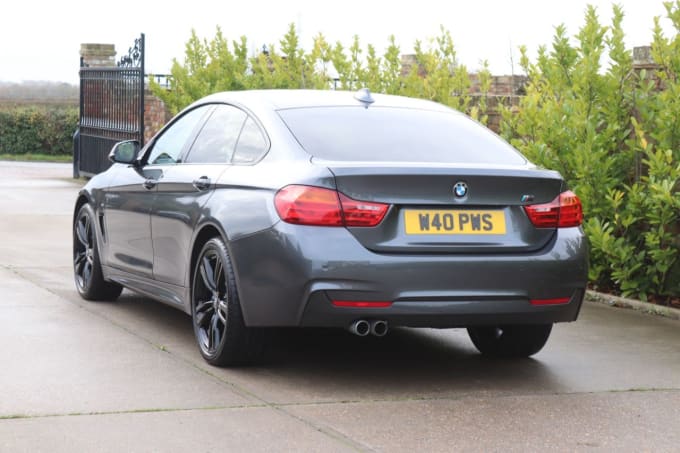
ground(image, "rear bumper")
xmin=229 ymin=223 xmax=588 ymax=328
xmin=301 ymin=290 xmax=584 ymax=328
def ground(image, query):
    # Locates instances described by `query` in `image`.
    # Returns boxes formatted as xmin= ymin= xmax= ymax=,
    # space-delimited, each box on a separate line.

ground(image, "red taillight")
xmin=557 ymin=191 xmax=583 ymax=227
xmin=530 ymin=297 xmax=571 ymax=306
xmin=332 ymin=300 xmax=393 ymax=308
xmin=274 ymin=185 xmax=343 ymax=226
xmin=338 ymin=193 xmax=389 ymax=227
xmin=274 ymin=185 xmax=389 ymax=227
xmin=523 ymin=190 xmax=583 ymax=228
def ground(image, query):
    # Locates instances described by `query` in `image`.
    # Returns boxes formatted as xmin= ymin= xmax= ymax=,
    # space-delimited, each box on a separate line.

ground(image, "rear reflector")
xmin=523 ymin=190 xmax=583 ymax=228
xmin=530 ymin=297 xmax=571 ymax=306
xmin=332 ymin=300 xmax=393 ymax=308
xmin=275 ymin=185 xmax=389 ymax=227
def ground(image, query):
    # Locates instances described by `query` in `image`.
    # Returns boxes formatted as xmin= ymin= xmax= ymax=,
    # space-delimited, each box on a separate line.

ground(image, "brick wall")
xmin=399 ymin=54 xmax=527 ymax=132
xmin=144 ymin=90 xmax=172 ymax=143
xmin=469 ymin=74 xmax=527 ymax=132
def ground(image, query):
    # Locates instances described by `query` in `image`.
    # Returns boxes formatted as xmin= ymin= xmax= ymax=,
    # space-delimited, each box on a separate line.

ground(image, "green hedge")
xmin=499 ymin=4 xmax=680 ymax=300
xmin=0 ymin=105 xmax=78 ymax=156
xmin=151 ymin=24 xmax=492 ymax=124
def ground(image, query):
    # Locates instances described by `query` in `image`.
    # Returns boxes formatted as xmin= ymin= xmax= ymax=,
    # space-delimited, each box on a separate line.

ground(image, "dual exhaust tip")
xmin=349 ymin=319 xmax=388 ymax=337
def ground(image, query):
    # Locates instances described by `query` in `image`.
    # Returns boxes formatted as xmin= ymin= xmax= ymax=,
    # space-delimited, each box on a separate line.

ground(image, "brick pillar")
xmin=400 ymin=54 xmax=427 ymax=77
xmin=632 ymin=46 xmax=663 ymax=90
xmin=632 ymin=46 xmax=656 ymax=70
xmin=80 ymin=44 xmax=116 ymax=67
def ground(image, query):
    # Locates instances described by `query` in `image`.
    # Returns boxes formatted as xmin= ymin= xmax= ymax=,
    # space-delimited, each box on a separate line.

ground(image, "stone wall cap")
xmin=80 ymin=44 xmax=116 ymax=57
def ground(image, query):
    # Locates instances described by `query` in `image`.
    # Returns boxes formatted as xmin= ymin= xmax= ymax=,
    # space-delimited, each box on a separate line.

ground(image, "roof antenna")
xmin=354 ymin=87 xmax=374 ymax=108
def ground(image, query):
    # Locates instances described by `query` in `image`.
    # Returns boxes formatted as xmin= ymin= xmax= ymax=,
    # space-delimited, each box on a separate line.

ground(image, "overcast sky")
xmin=0 ymin=0 xmax=675 ymax=84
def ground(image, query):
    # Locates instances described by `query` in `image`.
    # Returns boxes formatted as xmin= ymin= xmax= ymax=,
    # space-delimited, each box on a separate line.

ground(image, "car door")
xmin=150 ymin=104 xmax=248 ymax=286
xmin=103 ymin=105 xmax=211 ymax=278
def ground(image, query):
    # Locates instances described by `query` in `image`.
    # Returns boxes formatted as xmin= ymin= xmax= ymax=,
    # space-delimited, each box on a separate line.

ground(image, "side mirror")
xmin=109 ymin=140 xmax=140 ymax=164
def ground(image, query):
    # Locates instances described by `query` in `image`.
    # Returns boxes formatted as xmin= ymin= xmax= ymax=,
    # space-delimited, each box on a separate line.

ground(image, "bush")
xmin=0 ymin=104 xmax=78 ymax=156
xmin=150 ymin=24 xmax=492 ymax=123
xmin=499 ymin=4 xmax=680 ymax=300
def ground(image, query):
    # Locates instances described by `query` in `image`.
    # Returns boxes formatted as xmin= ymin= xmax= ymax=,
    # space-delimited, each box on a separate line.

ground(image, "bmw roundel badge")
xmin=453 ymin=181 xmax=468 ymax=198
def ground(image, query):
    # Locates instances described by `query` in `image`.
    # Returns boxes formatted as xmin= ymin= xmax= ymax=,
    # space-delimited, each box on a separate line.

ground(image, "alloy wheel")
xmin=74 ymin=212 xmax=94 ymax=290
xmin=193 ymin=249 xmax=228 ymax=355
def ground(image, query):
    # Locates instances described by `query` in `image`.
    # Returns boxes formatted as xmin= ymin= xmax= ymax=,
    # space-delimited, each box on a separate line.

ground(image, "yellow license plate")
xmin=404 ymin=209 xmax=506 ymax=235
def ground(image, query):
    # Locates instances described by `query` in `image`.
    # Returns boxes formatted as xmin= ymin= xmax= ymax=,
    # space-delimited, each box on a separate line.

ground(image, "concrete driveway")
xmin=1 ymin=161 xmax=679 ymax=452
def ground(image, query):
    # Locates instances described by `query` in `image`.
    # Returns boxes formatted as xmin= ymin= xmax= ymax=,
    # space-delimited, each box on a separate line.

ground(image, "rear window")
xmin=277 ymin=106 xmax=526 ymax=165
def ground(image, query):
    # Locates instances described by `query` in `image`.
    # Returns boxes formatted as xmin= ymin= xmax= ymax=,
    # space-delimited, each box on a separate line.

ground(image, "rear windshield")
xmin=277 ymin=106 xmax=526 ymax=165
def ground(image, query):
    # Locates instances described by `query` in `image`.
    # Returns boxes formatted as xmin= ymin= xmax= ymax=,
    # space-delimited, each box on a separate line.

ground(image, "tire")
xmin=73 ymin=203 xmax=123 ymax=301
xmin=467 ymin=324 xmax=553 ymax=358
xmin=191 ymin=237 xmax=261 ymax=366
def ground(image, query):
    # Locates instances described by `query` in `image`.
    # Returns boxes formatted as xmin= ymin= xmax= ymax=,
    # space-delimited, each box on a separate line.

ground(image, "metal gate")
xmin=76 ymin=34 xmax=145 ymax=177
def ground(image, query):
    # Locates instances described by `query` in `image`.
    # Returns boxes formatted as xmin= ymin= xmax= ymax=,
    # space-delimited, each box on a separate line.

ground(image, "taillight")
xmin=274 ymin=185 xmax=389 ymax=227
xmin=338 ymin=193 xmax=389 ymax=227
xmin=523 ymin=190 xmax=583 ymax=228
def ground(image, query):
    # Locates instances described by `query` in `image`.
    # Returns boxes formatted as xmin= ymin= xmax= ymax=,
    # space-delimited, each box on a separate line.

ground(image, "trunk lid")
xmin=324 ymin=162 xmax=564 ymax=254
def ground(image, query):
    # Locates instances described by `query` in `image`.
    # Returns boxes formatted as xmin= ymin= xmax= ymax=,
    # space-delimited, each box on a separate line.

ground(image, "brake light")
xmin=338 ymin=193 xmax=389 ymax=227
xmin=274 ymin=185 xmax=389 ymax=227
xmin=523 ymin=190 xmax=583 ymax=228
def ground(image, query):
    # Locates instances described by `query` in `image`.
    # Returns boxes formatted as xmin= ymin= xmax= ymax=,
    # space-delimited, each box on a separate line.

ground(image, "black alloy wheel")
xmin=73 ymin=204 xmax=122 ymax=301
xmin=192 ymin=237 xmax=259 ymax=366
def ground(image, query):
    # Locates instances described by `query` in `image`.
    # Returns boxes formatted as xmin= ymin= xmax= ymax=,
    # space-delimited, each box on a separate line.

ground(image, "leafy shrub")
xmin=0 ymin=104 xmax=78 ymax=155
xmin=151 ymin=24 xmax=491 ymax=123
xmin=499 ymin=4 xmax=680 ymax=300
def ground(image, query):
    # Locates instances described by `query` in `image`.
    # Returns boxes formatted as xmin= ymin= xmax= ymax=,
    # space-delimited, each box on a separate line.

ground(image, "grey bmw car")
xmin=73 ymin=89 xmax=587 ymax=366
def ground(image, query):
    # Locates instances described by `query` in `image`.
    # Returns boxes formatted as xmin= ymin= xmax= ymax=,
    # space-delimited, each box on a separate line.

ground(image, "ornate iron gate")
xmin=76 ymin=34 xmax=145 ymax=176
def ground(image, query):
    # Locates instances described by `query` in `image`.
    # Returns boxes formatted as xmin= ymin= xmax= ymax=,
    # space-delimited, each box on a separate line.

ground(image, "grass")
xmin=0 ymin=153 xmax=72 ymax=163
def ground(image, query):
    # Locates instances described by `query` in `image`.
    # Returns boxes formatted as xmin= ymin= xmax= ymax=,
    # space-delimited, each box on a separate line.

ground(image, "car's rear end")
xmin=230 ymin=93 xmax=587 ymax=355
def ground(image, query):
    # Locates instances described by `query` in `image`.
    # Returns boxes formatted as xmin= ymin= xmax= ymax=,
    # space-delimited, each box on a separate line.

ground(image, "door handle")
xmin=143 ymin=179 xmax=157 ymax=190
xmin=192 ymin=176 xmax=211 ymax=191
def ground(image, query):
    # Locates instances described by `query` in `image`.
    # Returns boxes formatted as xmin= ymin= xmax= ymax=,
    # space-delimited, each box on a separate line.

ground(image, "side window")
xmin=146 ymin=106 xmax=210 ymax=165
xmin=233 ymin=117 xmax=268 ymax=164
xmin=185 ymin=105 xmax=246 ymax=164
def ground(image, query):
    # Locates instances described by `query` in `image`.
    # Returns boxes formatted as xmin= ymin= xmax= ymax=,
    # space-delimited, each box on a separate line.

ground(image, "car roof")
xmin=198 ymin=89 xmax=454 ymax=113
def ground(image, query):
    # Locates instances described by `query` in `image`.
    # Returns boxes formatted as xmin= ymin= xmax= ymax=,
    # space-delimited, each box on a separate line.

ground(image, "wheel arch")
xmin=73 ymin=191 xmax=93 ymax=225
xmin=189 ymin=222 xmax=229 ymax=291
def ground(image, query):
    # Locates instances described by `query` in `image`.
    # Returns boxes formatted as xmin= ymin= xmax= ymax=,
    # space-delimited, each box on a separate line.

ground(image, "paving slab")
xmin=0 ymin=266 xmax=256 ymax=417
xmin=288 ymin=390 xmax=680 ymax=452
xmin=0 ymin=407 xmax=356 ymax=453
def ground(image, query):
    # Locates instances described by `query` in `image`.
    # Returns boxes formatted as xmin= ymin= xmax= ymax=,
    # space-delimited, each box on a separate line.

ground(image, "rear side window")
xmin=233 ymin=117 xmax=268 ymax=164
xmin=277 ymin=106 xmax=526 ymax=165
xmin=185 ymin=105 xmax=246 ymax=164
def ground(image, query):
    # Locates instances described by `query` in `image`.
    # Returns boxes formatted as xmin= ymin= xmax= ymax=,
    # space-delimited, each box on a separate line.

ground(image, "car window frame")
xmin=141 ymin=104 xmax=215 ymax=167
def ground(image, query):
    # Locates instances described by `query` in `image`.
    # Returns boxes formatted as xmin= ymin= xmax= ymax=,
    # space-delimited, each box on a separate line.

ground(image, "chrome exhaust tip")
xmin=370 ymin=320 xmax=388 ymax=337
xmin=348 ymin=319 xmax=370 ymax=336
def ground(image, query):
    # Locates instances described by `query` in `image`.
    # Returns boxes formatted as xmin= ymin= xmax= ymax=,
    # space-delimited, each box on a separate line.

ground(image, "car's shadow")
xmin=110 ymin=291 xmax=566 ymax=397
